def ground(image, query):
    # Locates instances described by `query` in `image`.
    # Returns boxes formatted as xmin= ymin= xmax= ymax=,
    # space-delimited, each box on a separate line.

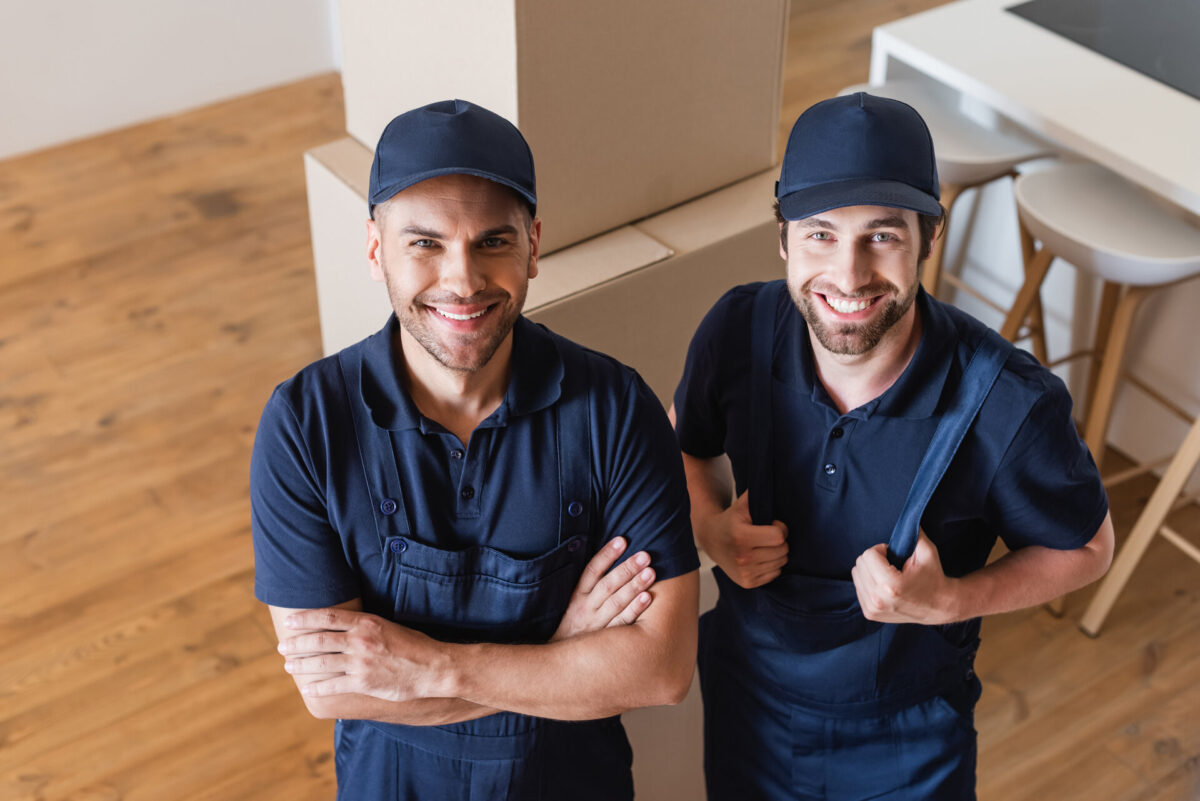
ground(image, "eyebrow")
xmin=799 ymin=215 xmax=912 ymax=231
xmin=397 ymin=224 xmax=521 ymax=240
xmin=399 ymin=225 xmax=444 ymax=238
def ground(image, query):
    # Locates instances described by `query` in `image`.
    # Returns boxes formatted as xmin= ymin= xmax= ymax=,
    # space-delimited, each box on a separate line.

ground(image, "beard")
xmin=385 ymin=270 xmax=528 ymax=375
xmin=788 ymin=276 xmax=919 ymax=356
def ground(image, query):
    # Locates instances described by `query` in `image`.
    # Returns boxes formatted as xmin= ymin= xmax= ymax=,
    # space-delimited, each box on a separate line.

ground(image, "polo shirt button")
xmin=567 ymin=538 xmax=583 ymax=553
xmin=390 ymin=538 xmax=407 ymax=554
xmin=567 ymin=500 xmax=584 ymax=518
xmin=450 ymin=448 xmax=464 ymax=460
xmin=461 ymin=486 xmax=475 ymax=500
xmin=824 ymin=463 xmax=837 ymax=475
xmin=380 ymin=498 xmax=398 ymax=515
xmin=831 ymin=427 xmax=844 ymax=439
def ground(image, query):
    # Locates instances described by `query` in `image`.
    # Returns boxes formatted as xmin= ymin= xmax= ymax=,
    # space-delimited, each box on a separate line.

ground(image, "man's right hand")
xmin=696 ymin=490 xmax=788 ymax=589
xmin=552 ymin=536 xmax=656 ymax=641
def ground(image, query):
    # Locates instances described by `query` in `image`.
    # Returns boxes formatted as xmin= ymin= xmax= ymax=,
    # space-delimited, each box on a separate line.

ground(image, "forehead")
xmin=798 ymin=205 xmax=918 ymax=229
xmin=380 ymin=173 xmax=526 ymax=224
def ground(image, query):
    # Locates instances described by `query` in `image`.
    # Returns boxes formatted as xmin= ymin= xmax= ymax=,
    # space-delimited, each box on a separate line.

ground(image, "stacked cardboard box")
xmin=304 ymin=4 xmax=791 ymax=798
xmin=338 ymin=0 xmax=788 ymax=254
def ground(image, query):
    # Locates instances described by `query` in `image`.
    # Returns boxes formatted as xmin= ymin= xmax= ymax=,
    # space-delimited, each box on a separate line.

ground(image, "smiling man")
xmin=250 ymin=100 xmax=698 ymax=800
xmin=671 ymin=93 xmax=1114 ymax=799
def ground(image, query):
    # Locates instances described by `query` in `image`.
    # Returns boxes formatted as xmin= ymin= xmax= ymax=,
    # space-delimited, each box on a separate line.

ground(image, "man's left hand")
xmin=279 ymin=608 xmax=448 ymax=702
xmin=851 ymin=530 xmax=961 ymax=625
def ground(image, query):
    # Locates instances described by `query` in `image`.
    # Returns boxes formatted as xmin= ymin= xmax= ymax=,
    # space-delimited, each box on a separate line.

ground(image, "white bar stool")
xmin=998 ymin=161 xmax=1200 ymax=626
xmin=1080 ymin=414 xmax=1200 ymax=636
xmin=840 ymin=79 xmax=1054 ymax=359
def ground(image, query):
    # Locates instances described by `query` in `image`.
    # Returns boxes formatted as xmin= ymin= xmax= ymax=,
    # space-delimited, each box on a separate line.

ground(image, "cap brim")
xmin=778 ymin=178 xmax=941 ymax=221
xmin=370 ymin=167 xmax=537 ymax=216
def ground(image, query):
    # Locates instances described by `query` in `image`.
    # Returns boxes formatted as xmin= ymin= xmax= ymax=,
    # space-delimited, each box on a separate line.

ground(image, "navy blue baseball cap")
xmin=368 ymin=99 xmax=537 ymax=219
xmin=775 ymin=92 xmax=941 ymax=221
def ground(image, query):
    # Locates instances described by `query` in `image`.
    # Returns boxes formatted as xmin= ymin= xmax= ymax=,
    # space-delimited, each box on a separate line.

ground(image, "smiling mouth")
xmin=433 ymin=307 xmax=491 ymax=321
xmin=819 ymin=294 xmax=880 ymax=314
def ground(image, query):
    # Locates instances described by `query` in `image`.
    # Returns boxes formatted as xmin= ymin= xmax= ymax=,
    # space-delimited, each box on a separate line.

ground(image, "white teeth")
xmin=826 ymin=297 xmax=870 ymax=314
xmin=434 ymin=308 xmax=488 ymax=321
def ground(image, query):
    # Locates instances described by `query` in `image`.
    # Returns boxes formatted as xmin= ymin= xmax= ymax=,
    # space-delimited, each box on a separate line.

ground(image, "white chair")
xmin=840 ymin=79 xmax=1054 ymax=359
xmin=998 ymin=161 xmax=1200 ymax=626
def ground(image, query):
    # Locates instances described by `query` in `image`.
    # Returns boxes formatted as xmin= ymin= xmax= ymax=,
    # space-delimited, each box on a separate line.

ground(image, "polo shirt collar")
xmin=358 ymin=315 xmax=564 ymax=431
xmin=781 ymin=286 xmax=954 ymax=420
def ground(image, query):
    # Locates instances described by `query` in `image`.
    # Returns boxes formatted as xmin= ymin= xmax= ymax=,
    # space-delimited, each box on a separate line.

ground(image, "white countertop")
xmin=871 ymin=0 xmax=1200 ymax=217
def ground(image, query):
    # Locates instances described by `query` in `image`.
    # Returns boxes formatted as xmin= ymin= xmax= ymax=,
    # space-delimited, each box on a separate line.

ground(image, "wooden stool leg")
xmin=1083 ymin=285 xmax=1151 ymax=468
xmin=1000 ymin=247 xmax=1055 ymax=342
xmin=1084 ymin=281 xmax=1121 ymax=425
xmin=1079 ymin=415 xmax=1200 ymax=635
xmin=923 ymin=182 xmax=964 ymax=298
xmin=1017 ymin=223 xmax=1050 ymax=364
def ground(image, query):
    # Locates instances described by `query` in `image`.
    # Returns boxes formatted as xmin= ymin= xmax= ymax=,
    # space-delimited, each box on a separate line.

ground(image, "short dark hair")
xmin=773 ymin=199 xmax=946 ymax=262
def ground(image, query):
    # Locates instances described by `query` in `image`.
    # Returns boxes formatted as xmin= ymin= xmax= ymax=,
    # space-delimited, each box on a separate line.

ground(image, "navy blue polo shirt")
xmin=674 ymin=282 xmax=1108 ymax=581
xmin=252 ymin=315 xmax=698 ymax=612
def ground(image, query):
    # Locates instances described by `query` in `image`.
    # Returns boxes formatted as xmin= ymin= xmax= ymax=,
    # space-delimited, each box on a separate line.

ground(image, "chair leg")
xmin=1083 ymin=281 xmax=1121 ymax=426
xmin=1016 ymin=224 xmax=1051 ymax=364
xmin=1000 ymin=247 xmax=1055 ymax=342
xmin=1083 ymin=285 xmax=1151 ymax=468
xmin=1079 ymin=414 xmax=1200 ymax=636
xmin=923 ymin=182 xmax=965 ymax=298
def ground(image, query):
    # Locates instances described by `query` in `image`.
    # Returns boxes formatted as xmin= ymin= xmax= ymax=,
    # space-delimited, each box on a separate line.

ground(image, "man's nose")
xmin=825 ymin=243 xmax=874 ymax=293
xmin=440 ymin=245 xmax=488 ymax=298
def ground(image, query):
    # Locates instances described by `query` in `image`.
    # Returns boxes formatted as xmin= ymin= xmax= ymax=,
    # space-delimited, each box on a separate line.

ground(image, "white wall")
xmin=0 ymin=0 xmax=340 ymax=160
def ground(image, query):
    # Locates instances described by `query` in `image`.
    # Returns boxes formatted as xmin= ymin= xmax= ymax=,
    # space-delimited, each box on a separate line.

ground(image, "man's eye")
xmin=481 ymin=237 xmax=507 ymax=248
xmin=412 ymin=239 xmax=436 ymax=248
xmin=810 ymin=231 xmax=832 ymax=241
xmin=872 ymin=232 xmax=896 ymax=242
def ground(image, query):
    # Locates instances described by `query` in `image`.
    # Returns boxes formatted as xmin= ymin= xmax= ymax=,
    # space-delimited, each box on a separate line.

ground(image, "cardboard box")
xmin=337 ymin=0 xmax=790 ymax=254
xmin=530 ymin=169 xmax=783 ymax=407
xmin=304 ymin=137 xmax=675 ymax=356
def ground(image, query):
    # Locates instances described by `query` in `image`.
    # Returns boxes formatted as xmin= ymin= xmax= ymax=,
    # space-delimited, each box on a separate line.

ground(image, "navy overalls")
xmin=674 ymin=281 xmax=1107 ymax=801
xmin=331 ymin=339 xmax=632 ymax=799
xmin=252 ymin=317 xmax=698 ymax=800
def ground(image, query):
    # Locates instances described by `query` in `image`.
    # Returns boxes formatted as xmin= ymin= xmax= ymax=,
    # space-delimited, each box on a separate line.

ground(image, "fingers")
xmin=285 ymin=607 xmax=360 ymax=631
xmin=597 ymin=563 xmax=655 ymax=622
xmin=591 ymin=549 xmax=651 ymax=601
xmin=279 ymin=630 xmax=347 ymax=656
xmin=607 ymin=589 xmax=653 ymax=627
xmin=285 ymin=652 xmax=348 ymax=676
xmin=738 ymin=552 xmax=790 ymax=588
xmin=853 ymin=544 xmax=901 ymax=620
xmin=575 ymin=536 xmax=627 ymax=595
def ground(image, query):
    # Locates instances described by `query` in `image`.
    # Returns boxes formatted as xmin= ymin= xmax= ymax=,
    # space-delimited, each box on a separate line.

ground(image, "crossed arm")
xmin=268 ymin=537 xmax=699 ymax=724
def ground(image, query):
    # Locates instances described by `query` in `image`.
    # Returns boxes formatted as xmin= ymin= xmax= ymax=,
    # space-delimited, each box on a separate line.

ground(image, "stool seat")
xmin=840 ymin=79 xmax=1049 ymax=186
xmin=1015 ymin=163 xmax=1200 ymax=286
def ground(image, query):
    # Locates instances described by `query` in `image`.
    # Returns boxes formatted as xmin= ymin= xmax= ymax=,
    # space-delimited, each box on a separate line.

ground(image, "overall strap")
xmin=886 ymin=331 xmax=1010 ymax=567
xmin=748 ymin=281 xmax=785 ymax=526
xmin=551 ymin=337 xmax=594 ymax=547
xmin=337 ymin=349 xmax=413 ymax=545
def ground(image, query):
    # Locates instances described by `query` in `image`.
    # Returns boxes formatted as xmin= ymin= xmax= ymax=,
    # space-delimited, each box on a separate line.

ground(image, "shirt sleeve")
xmin=250 ymin=387 xmax=361 ymax=608
xmin=596 ymin=371 xmax=700 ymax=582
xmin=673 ymin=288 xmax=743 ymax=458
xmin=985 ymin=376 xmax=1110 ymax=552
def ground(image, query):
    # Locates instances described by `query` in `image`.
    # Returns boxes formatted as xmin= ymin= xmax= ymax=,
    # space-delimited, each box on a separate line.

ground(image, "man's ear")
xmin=778 ymin=221 xmax=789 ymax=261
xmin=527 ymin=217 xmax=542 ymax=280
xmin=367 ymin=218 xmax=385 ymax=282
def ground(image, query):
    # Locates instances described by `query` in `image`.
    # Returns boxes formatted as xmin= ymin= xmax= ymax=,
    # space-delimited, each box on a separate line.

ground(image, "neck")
xmin=397 ymin=327 xmax=513 ymax=446
xmin=809 ymin=303 xmax=922 ymax=415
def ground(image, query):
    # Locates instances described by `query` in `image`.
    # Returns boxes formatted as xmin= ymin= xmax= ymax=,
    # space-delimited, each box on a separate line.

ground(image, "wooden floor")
xmin=3 ymin=2 xmax=1199 ymax=799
